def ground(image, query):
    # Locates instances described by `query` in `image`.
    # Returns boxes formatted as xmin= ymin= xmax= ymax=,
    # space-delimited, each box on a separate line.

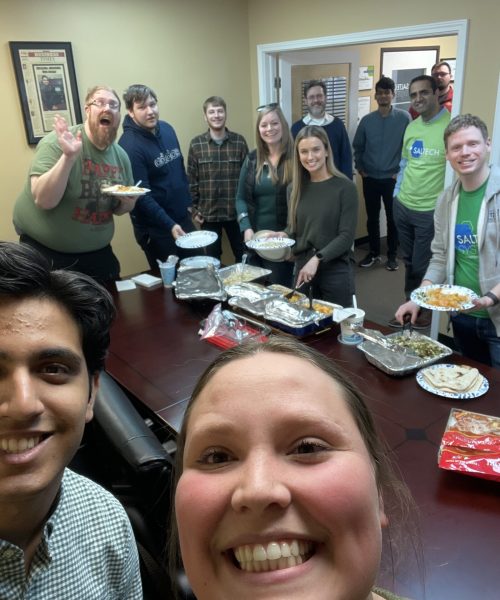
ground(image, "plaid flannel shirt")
xmin=187 ymin=129 xmax=248 ymax=222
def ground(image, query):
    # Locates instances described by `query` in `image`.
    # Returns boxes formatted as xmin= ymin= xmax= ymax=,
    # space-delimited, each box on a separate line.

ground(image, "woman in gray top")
xmin=286 ymin=125 xmax=358 ymax=307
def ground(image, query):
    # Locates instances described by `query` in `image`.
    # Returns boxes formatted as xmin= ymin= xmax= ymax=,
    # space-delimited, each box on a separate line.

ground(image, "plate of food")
xmin=101 ymin=184 xmax=150 ymax=196
xmin=416 ymin=363 xmax=489 ymax=399
xmin=411 ymin=284 xmax=478 ymax=311
xmin=246 ymin=237 xmax=295 ymax=251
xmin=246 ymin=235 xmax=295 ymax=262
xmin=175 ymin=230 xmax=218 ymax=249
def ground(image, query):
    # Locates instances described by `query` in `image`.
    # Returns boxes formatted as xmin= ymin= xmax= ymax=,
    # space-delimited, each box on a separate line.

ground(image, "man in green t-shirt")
xmin=391 ymin=75 xmax=450 ymax=328
xmin=395 ymin=114 xmax=500 ymax=368
xmin=13 ymin=85 xmax=136 ymax=283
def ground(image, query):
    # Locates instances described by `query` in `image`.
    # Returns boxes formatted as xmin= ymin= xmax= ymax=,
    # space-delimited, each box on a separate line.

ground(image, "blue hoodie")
xmin=119 ymin=115 xmax=191 ymax=231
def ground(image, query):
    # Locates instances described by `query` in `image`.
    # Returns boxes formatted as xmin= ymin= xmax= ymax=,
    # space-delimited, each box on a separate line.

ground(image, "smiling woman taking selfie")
xmin=170 ymin=337 xmax=418 ymax=600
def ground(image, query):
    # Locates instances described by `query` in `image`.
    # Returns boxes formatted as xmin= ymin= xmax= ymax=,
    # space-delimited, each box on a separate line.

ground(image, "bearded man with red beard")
xmin=13 ymin=85 xmax=136 ymax=283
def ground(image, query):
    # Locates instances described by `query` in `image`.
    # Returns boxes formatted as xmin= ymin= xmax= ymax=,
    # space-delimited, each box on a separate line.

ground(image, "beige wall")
xmin=1 ymin=0 xmax=253 ymax=276
xmin=3 ymin=0 xmax=499 ymax=275
xmin=247 ymin=0 xmax=499 ymax=128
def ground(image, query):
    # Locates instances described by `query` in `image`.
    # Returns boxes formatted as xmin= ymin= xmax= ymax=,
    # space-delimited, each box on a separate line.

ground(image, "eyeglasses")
xmin=433 ymin=71 xmax=450 ymax=78
xmin=88 ymin=99 xmax=120 ymax=111
xmin=256 ymin=102 xmax=278 ymax=112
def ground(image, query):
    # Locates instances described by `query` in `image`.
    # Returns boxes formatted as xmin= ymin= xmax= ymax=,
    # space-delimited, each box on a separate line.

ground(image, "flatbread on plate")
xmin=422 ymin=364 xmax=482 ymax=393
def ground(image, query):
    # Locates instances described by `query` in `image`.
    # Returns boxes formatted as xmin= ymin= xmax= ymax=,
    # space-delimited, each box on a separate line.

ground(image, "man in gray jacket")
xmin=353 ymin=77 xmax=410 ymax=271
xmin=395 ymin=114 xmax=500 ymax=368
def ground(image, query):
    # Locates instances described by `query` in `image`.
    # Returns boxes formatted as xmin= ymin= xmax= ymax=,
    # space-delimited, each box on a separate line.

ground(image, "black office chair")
xmin=71 ymin=372 xmax=194 ymax=599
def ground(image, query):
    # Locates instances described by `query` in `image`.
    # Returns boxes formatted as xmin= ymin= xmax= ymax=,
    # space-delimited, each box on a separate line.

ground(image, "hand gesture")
xmin=53 ymin=114 xmax=82 ymax=158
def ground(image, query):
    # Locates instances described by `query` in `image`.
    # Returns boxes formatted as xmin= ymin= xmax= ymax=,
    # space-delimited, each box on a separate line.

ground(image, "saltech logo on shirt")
xmin=410 ymin=139 xmax=441 ymax=158
xmin=455 ymin=221 xmax=478 ymax=256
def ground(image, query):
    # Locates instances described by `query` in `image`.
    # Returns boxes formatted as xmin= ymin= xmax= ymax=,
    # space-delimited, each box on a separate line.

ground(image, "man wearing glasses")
xmin=291 ymin=80 xmax=353 ymax=179
xmin=409 ymin=61 xmax=453 ymax=119
xmin=13 ymin=86 xmax=135 ymax=283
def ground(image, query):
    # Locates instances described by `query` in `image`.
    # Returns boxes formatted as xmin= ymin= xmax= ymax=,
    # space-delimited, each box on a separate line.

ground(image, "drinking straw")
xmin=352 ymin=295 xmax=358 ymax=309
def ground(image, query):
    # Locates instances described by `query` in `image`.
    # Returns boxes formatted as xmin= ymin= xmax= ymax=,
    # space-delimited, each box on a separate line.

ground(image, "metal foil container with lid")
xmin=174 ymin=266 xmax=226 ymax=301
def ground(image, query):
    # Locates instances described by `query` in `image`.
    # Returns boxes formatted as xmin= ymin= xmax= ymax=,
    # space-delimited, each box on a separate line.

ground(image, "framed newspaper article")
xmin=9 ymin=41 xmax=82 ymax=145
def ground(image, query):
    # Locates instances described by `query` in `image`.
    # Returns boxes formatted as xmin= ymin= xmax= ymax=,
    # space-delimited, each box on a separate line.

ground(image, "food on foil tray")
xmin=389 ymin=335 xmax=444 ymax=359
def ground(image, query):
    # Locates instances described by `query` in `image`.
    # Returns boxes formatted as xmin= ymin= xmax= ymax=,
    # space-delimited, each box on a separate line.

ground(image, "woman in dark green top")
xmin=282 ymin=125 xmax=359 ymax=307
xmin=235 ymin=104 xmax=294 ymax=286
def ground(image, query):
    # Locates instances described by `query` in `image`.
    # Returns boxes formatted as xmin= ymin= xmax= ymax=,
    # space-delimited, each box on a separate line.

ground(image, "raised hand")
xmin=53 ymin=114 xmax=82 ymax=158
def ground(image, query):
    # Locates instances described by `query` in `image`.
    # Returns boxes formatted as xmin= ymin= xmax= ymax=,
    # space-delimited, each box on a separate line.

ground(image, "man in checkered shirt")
xmin=188 ymin=96 xmax=248 ymax=262
xmin=0 ymin=242 xmax=142 ymax=599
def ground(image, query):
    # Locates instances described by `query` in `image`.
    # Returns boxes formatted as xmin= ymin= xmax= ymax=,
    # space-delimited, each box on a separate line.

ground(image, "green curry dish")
xmin=390 ymin=335 xmax=444 ymax=359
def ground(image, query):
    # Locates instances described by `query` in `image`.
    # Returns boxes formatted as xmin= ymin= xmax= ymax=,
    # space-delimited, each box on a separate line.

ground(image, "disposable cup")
xmin=339 ymin=309 xmax=365 ymax=345
xmin=159 ymin=263 xmax=176 ymax=287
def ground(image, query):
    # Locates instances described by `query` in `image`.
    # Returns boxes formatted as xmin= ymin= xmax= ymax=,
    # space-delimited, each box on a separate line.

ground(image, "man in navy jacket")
xmin=119 ymin=84 xmax=194 ymax=267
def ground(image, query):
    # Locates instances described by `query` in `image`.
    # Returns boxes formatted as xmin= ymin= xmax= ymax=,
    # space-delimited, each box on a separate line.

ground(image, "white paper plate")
xmin=175 ymin=230 xmax=218 ymax=249
xmin=246 ymin=237 xmax=295 ymax=250
xmin=179 ymin=255 xmax=220 ymax=269
xmin=411 ymin=284 xmax=478 ymax=311
xmin=101 ymin=185 xmax=150 ymax=197
xmin=416 ymin=363 xmax=489 ymax=399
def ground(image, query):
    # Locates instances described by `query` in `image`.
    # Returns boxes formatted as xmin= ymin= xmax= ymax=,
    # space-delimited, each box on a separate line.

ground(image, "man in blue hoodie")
xmin=119 ymin=84 xmax=194 ymax=267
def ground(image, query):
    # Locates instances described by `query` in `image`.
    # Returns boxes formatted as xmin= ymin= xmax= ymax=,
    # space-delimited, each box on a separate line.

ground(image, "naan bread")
xmin=423 ymin=365 xmax=482 ymax=393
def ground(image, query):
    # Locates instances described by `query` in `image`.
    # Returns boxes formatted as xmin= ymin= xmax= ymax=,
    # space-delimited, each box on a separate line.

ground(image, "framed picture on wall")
xmin=441 ymin=58 xmax=456 ymax=83
xmin=380 ymin=46 xmax=439 ymax=111
xmin=9 ymin=41 xmax=82 ymax=145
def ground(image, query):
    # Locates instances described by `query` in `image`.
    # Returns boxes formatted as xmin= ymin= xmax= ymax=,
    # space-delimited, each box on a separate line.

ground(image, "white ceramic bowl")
xmin=246 ymin=230 xmax=294 ymax=262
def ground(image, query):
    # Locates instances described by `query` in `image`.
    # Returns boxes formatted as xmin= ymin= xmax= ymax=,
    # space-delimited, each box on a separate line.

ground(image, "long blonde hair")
xmin=288 ymin=125 xmax=346 ymax=233
xmin=255 ymin=105 xmax=293 ymax=185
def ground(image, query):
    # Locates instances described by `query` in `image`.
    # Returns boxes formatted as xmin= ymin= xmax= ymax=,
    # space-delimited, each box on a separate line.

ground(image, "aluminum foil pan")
xmin=218 ymin=264 xmax=272 ymax=288
xmin=225 ymin=282 xmax=279 ymax=302
xmin=264 ymin=299 xmax=322 ymax=327
xmin=174 ymin=266 xmax=226 ymax=301
xmin=358 ymin=330 xmax=453 ymax=376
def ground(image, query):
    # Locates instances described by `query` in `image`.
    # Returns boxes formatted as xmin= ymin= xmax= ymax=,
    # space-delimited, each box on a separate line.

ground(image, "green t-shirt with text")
xmin=399 ymin=110 xmax=450 ymax=211
xmin=13 ymin=125 xmax=133 ymax=253
xmin=454 ymin=178 xmax=489 ymax=318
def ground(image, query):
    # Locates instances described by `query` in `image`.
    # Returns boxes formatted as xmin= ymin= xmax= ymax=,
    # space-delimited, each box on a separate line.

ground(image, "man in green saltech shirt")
xmin=395 ymin=114 xmax=500 ymax=368
xmin=391 ymin=75 xmax=450 ymax=329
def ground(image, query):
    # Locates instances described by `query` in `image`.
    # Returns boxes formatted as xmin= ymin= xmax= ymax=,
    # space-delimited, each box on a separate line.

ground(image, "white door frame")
xmin=257 ymin=19 xmax=468 ymax=121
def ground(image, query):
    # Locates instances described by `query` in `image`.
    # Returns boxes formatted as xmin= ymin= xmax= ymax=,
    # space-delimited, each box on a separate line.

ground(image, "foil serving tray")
xmin=358 ymin=330 xmax=453 ymax=376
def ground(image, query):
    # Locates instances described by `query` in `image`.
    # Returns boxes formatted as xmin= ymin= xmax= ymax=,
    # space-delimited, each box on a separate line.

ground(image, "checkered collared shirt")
xmin=187 ymin=129 xmax=248 ymax=222
xmin=0 ymin=469 xmax=142 ymax=599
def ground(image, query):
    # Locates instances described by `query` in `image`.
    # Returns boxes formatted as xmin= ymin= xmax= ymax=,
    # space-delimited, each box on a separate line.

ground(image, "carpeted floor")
xmin=353 ymin=239 xmax=407 ymax=328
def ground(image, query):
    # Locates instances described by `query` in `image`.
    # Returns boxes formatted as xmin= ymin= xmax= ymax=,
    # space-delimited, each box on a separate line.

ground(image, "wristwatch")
xmin=315 ymin=251 xmax=324 ymax=261
xmin=485 ymin=291 xmax=499 ymax=306
xmin=237 ymin=212 xmax=248 ymax=224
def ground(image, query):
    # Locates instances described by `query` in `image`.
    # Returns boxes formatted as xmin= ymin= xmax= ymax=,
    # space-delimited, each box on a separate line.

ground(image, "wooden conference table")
xmin=107 ymin=284 xmax=500 ymax=600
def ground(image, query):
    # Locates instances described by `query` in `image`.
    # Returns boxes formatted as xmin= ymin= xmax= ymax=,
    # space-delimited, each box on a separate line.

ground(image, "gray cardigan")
xmin=424 ymin=165 xmax=500 ymax=334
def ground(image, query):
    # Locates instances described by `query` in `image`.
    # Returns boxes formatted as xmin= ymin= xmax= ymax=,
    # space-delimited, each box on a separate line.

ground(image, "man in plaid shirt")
xmin=188 ymin=96 xmax=248 ymax=262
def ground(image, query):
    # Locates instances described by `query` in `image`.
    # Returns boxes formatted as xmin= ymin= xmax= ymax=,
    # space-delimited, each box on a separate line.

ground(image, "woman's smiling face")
xmin=175 ymin=352 xmax=387 ymax=600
